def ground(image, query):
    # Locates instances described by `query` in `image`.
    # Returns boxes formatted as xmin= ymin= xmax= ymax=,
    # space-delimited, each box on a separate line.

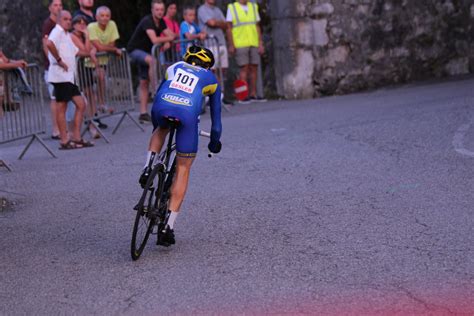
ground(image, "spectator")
xmin=88 ymin=6 xmax=121 ymax=57
xmin=42 ymin=0 xmax=63 ymax=139
xmin=198 ymin=0 xmax=233 ymax=105
xmin=162 ymin=1 xmax=181 ymax=63
xmin=73 ymin=0 xmax=95 ymax=24
xmin=180 ymin=7 xmax=207 ymax=53
xmin=0 ymin=51 xmax=28 ymax=75
xmin=126 ymin=0 xmax=177 ymax=124
xmin=88 ymin=6 xmax=121 ymax=115
xmin=71 ymin=14 xmax=101 ymax=139
xmin=72 ymin=0 xmax=108 ymax=130
xmin=0 ymin=50 xmax=28 ymax=118
xmin=226 ymin=0 xmax=266 ymax=103
xmin=163 ymin=2 xmax=180 ymax=45
xmin=46 ymin=10 xmax=94 ymax=149
xmin=0 ymin=51 xmax=27 ymax=70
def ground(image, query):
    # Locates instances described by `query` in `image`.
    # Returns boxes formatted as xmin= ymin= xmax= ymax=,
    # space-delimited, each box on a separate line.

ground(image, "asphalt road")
xmin=1 ymin=77 xmax=473 ymax=315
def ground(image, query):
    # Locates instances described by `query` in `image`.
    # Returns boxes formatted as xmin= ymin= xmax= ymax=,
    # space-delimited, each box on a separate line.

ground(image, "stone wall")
xmin=0 ymin=1 xmax=46 ymax=63
xmin=270 ymin=0 xmax=474 ymax=99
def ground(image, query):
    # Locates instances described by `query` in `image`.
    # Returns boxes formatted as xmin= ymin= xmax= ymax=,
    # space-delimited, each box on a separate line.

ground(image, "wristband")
xmin=56 ymin=57 xmax=62 ymax=63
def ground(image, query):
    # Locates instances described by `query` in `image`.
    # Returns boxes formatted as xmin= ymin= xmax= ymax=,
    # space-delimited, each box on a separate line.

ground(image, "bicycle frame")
xmin=131 ymin=126 xmax=212 ymax=260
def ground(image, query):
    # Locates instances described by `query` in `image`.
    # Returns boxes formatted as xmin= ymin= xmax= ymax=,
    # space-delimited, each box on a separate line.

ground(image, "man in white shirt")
xmin=46 ymin=10 xmax=93 ymax=149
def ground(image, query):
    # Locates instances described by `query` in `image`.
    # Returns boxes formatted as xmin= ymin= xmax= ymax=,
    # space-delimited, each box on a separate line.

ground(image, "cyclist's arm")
xmin=208 ymin=84 xmax=222 ymax=142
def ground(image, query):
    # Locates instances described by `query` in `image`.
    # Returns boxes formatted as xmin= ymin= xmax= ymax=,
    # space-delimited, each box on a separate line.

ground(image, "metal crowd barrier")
xmin=75 ymin=48 xmax=143 ymax=141
xmin=150 ymin=36 xmax=227 ymax=110
xmin=0 ymin=64 xmax=55 ymax=166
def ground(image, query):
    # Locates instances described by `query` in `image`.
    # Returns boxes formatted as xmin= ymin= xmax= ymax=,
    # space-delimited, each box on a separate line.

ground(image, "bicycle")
xmin=131 ymin=117 xmax=211 ymax=261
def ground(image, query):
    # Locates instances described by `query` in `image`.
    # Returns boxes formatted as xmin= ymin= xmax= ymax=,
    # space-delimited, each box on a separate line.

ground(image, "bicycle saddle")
xmin=164 ymin=116 xmax=181 ymax=128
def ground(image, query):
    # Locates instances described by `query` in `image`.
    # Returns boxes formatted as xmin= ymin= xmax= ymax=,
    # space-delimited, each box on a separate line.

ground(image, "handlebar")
xmin=198 ymin=130 xmax=213 ymax=158
xmin=199 ymin=130 xmax=211 ymax=138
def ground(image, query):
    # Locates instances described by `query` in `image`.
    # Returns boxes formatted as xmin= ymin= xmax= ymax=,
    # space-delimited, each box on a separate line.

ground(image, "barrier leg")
xmin=18 ymin=134 xmax=57 ymax=160
xmin=0 ymin=160 xmax=12 ymax=172
xmin=112 ymin=111 xmax=145 ymax=135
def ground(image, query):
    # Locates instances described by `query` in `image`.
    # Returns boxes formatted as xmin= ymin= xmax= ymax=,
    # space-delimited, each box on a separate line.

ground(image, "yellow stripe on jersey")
xmin=202 ymin=83 xmax=218 ymax=96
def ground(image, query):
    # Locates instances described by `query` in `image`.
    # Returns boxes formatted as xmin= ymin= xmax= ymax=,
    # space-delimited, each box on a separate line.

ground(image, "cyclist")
xmin=140 ymin=45 xmax=222 ymax=246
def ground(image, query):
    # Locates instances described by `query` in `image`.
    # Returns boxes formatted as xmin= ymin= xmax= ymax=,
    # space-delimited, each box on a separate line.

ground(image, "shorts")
xmin=129 ymin=49 xmax=150 ymax=80
xmin=208 ymin=45 xmax=229 ymax=69
xmin=235 ymin=47 xmax=260 ymax=66
xmin=151 ymin=104 xmax=199 ymax=157
xmin=44 ymin=71 xmax=55 ymax=100
xmin=51 ymin=82 xmax=81 ymax=103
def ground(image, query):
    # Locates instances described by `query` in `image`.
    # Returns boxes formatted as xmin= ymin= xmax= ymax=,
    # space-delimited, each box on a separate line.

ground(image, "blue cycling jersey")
xmin=151 ymin=61 xmax=222 ymax=157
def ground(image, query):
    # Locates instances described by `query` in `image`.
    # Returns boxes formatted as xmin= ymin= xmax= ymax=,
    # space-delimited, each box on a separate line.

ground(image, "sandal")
xmin=59 ymin=141 xmax=83 ymax=150
xmin=51 ymin=134 xmax=61 ymax=140
xmin=72 ymin=139 xmax=94 ymax=148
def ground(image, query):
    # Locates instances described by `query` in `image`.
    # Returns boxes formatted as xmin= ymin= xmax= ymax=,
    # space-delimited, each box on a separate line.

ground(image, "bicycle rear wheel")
xmin=131 ymin=166 xmax=162 ymax=260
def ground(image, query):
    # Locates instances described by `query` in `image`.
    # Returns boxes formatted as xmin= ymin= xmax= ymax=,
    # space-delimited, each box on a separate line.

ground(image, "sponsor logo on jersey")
xmin=161 ymin=93 xmax=193 ymax=106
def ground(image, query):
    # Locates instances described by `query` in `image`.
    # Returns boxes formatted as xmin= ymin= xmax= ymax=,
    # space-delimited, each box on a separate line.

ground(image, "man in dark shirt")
xmin=73 ymin=0 xmax=96 ymax=24
xmin=42 ymin=0 xmax=63 ymax=139
xmin=127 ymin=0 xmax=176 ymax=123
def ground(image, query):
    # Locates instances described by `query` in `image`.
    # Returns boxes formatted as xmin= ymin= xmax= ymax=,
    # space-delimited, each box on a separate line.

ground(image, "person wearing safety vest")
xmin=226 ymin=0 xmax=266 ymax=103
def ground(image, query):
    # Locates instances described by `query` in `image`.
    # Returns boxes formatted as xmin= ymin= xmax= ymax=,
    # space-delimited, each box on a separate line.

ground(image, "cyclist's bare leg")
xmin=148 ymin=126 xmax=169 ymax=153
xmin=168 ymin=156 xmax=195 ymax=212
xmin=140 ymin=127 xmax=170 ymax=186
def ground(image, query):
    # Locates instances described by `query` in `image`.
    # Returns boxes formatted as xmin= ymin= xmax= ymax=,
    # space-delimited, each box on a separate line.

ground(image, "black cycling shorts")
xmin=52 ymin=82 xmax=81 ymax=102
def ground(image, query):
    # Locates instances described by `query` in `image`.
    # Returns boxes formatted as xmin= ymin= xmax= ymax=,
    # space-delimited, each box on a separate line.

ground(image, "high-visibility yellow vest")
xmin=229 ymin=2 xmax=259 ymax=48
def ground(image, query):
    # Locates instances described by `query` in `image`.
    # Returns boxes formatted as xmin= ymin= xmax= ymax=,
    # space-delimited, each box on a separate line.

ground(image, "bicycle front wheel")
xmin=131 ymin=167 xmax=161 ymax=260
